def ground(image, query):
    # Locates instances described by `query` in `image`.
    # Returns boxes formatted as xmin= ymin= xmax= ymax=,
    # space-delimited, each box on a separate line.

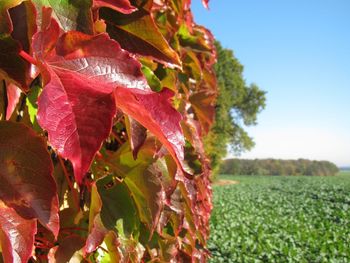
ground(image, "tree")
xmin=204 ymin=41 xmax=266 ymax=174
xmin=0 ymin=0 xmax=217 ymax=261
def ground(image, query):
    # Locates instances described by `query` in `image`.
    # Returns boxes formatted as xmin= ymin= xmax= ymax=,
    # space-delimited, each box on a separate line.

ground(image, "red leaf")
xmin=5 ymin=83 xmax=21 ymax=120
xmin=33 ymin=16 xmax=187 ymax=183
xmin=85 ymin=215 xmax=108 ymax=254
xmin=0 ymin=36 xmax=31 ymax=91
xmin=126 ymin=117 xmax=147 ymax=159
xmin=9 ymin=1 xmax=37 ymax=54
xmin=33 ymin=20 xmax=141 ymax=183
xmin=48 ymin=235 xmax=85 ymax=263
xmin=0 ymin=201 xmax=37 ymax=263
xmin=93 ymin=0 xmax=137 ymax=14
xmin=36 ymin=65 xmax=117 ymax=184
xmin=189 ymin=90 xmax=216 ymax=134
xmin=114 ymin=88 xmax=187 ymax=175
xmin=0 ymin=121 xmax=59 ymax=237
xmin=202 ymin=0 xmax=209 ymax=9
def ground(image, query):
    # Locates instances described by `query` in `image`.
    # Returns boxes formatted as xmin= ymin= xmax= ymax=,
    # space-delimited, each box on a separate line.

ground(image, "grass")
xmin=209 ymin=172 xmax=350 ymax=262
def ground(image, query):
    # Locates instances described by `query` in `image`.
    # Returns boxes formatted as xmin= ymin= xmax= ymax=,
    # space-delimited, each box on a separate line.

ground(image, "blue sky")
xmin=192 ymin=0 xmax=350 ymax=166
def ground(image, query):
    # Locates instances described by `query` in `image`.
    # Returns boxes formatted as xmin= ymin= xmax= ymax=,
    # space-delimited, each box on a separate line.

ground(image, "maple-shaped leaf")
xmin=93 ymin=0 xmax=137 ymax=14
xmin=5 ymin=83 xmax=21 ymax=120
xmin=0 ymin=201 xmax=37 ymax=263
xmin=100 ymin=6 xmax=181 ymax=67
xmin=114 ymin=88 xmax=186 ymax=175
xmin=0 ymin=121 xmax=59 ymax=237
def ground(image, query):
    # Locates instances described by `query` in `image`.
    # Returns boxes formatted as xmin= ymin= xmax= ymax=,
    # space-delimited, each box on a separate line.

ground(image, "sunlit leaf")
xmin=5 ymin=83 xmax=21 ymax=120
xmin=32 ymin=0 xmax=93 ymax=33
xmin=93 ymin=0 xmax=136 ymax=14
xmin=189 ymin=90 xmax=216 ymax=134
xmin=0 ymin=201 xmax=36 ymax=263
xmin=114 ymin=88 xmax=187 ymax=175
xmin=100 ymin=6 xmax=181 ymax=67
xmin=33 ymin=18 xmax=148 ymax=183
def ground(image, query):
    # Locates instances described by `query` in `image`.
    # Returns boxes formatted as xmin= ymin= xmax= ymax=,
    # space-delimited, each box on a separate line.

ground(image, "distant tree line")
xmin=220 ymin=158 xmax=339 ymax=176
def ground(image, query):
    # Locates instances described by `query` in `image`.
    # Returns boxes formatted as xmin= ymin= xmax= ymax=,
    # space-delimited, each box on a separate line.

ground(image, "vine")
xmin=0 ymin=0 xmax=217 ymax=262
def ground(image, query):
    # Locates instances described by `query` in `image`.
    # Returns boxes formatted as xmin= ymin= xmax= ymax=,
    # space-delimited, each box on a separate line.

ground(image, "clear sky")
xmin=192 ymin=0 xmax=350 ymax=166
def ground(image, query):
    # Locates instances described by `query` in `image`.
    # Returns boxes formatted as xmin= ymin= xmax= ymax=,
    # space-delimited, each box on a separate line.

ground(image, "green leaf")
xmin=96 ymin=175 xmax=139 ymax=237
xmin=100 ymin=6 xmax=181 ymax=67
xmin=26 ymin=82 xmax=41 ymax=130
xmin=177 ymin=24 xmax=212 ymax=52
xmin=124 ymin=165 xmax=164 ymax=232
xmin=32 ymin=0 xmax=93 ymax=33
xmin=141 ymin=65 xmax=162 ymax=92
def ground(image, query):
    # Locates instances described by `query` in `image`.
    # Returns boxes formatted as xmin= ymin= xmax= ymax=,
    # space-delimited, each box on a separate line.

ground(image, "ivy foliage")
xmin=0 ymin=0 xmax=217 ymax=262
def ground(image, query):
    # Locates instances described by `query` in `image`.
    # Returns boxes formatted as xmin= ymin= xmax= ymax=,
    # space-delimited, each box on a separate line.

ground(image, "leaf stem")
xmin=19 ymin=50 xmax=37 ymax=65
xmin=111 ymin=130 xmax=124 ymax=146
xmin=58 ymin=156 xmax=80 ymax=211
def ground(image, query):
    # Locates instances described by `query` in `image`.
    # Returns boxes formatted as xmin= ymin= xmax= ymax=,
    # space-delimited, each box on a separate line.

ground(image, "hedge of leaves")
xmin=0 ymin=0 xmax=217 ymax=262
xmin=210 ymin=175 xmax=350 ymax=262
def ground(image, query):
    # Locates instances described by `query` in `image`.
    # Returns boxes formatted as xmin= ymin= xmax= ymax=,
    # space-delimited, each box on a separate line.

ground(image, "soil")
xmin=214 ymin=179 xmax=239 ymax=186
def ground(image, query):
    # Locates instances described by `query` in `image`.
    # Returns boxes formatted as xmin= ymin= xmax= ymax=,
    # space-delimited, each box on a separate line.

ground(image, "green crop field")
xmin=209 ymin=172 xmax=350 ymax=262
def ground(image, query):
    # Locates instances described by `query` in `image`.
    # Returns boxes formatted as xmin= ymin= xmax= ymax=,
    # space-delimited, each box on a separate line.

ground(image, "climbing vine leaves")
xmin=0 ymin=0 xmax=217 ymax=261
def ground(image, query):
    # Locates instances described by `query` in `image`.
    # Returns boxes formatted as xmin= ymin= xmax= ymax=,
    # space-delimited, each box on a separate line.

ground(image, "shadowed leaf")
xmin=0 ymin=36 xmax=31 ymax=91
xmin=125 ymin=116 xmax=147 ymax=159
xmin=96 ymin=175 xmax=139 ymax=236
xmin=0 ymin=0 xmax=24 ymax=34
xmin=0 ymin=121 xmax=59 ymax=237
xmin=48 ymin=235 xmax=85 ymax=263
